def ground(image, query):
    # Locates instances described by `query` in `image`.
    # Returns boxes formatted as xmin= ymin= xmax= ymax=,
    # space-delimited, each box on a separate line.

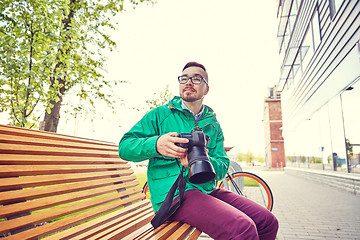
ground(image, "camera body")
xmin=176 ymin=129 xmax=216 ymax=184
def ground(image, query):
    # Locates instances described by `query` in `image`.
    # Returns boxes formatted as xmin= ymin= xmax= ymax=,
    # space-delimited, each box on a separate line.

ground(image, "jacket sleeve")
xmin=118 ymin=110 xmax=160 ymax=162
xmin=208 ymin=127 xmax=230 ymax=181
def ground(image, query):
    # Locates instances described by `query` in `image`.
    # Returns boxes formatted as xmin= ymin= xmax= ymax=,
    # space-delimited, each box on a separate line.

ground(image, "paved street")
xmin=199 ymin=170 xmax=360 ymax=239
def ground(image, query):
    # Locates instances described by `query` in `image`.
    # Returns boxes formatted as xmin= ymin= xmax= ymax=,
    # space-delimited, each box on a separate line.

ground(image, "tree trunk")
xmin=41 ymin=95 xmax=63 ymax=132
xmin=41 ymin=0 xmax=75 ymax=132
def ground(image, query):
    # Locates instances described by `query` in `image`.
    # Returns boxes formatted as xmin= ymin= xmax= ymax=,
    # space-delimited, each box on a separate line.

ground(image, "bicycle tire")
xmin=142 ymin=182 xmax=150 ymax=200
xmin=219 ymin=171 xmax=274 ymax=212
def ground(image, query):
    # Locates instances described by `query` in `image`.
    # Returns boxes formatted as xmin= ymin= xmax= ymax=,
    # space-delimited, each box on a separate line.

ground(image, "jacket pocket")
xmin=206 ymin=137 xmax=218 ymax=151
xmin=147 ymin=159 xmax=181 ymax=204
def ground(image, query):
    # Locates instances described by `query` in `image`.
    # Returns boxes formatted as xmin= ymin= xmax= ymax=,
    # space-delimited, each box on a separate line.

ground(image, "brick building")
xmin=264 ymin=86 xmax=285 ymax=168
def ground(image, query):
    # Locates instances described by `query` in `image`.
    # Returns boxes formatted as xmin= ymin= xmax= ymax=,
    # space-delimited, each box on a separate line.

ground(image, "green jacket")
xmin=118 ymin=96 xmax=230 ymax=212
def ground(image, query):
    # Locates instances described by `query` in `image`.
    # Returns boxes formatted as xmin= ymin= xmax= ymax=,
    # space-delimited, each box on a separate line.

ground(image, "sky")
xmin=59 ymin=0 xmax=281 ymax=156
xmin=2 ymin=0 xmax=281 ymax=156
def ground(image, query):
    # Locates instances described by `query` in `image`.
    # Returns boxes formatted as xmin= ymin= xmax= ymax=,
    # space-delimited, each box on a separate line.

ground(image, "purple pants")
xmin=170 ymin=188 xmax=278 ymax=240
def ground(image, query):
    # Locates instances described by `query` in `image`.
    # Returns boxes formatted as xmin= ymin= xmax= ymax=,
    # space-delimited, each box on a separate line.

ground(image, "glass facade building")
xmin=275 ymin=0 xmax=360 ymax=173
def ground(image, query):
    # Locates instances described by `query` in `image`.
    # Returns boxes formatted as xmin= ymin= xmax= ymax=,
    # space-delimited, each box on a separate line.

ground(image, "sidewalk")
xmin=258 ymin=170 xmax=360 ymax=240
xmin=199 ymin=170 xmax=360 ymax=239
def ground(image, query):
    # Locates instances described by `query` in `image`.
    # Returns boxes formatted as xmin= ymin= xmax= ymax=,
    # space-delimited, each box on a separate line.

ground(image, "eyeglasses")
xmin=177 ymin=75 xmax=208 ymax=85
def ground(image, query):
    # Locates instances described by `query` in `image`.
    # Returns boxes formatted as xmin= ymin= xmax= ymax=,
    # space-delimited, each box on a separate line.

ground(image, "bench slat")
xmin=44 ymin=200 xmax=153 ymax=240
xmin=187 ymin=229 xmax=202 ymax=240
xmin=2 ymin=194 xmax=147 ymax=240
xmin=0 ymin=125 xmax=115 ymax=145
xmin=167 ymin=223 xmax=196 ymax=240
xmin=155 ymin=221 xmax=186 ymax=240
xmin=0 ymin=164 xmax=127 ymax=177
xmin=0 ymin=169 xmax=133 ymax=191
xmin=0 ymin=143 xmax=119 ymax=157
xmin=0 ymin=154 xmax=125 ymax=164
xmin=0 ymin=188 xmax=143 ymax=235
xmin=124 ymin=223 xmax=155 ymax=240
xmin=104 ymin=212 xmax=155 ymax=240
xmin=136 ymin=221 xmax=183 ymax=240
xmin=0 ymin=178 xmax=139 ymax=215
xmin=0 ymin=133 xmax=117 ymax=151
xmin=131 ymin=222 xmax=171 ymax=240
xmin=75 ymin=208 xmax=154 ymax=240
xmin=130 ymin=222 xmax=202 ymax=240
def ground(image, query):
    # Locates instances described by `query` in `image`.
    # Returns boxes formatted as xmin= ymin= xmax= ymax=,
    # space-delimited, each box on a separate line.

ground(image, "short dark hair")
xmin=182 ymin=62 xmax=206 ymax=72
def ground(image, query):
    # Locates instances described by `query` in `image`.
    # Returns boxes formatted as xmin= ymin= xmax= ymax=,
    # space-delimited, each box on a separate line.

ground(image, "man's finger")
xmin=171 ymin=136 xmax=189 ymax=144
xmin=166 ymin=149 xmax=186 ymax=159
xmin=180 ymin=155 xmax=188 ymax=168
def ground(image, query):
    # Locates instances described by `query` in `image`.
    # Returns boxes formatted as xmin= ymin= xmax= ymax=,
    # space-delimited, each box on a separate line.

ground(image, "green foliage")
xmin=327 ymin=155 xmax=332 ymax=164
xmin=287 ymin=155 xmax=296 ymax=162
xmin=346 ymin=138 xmax=353 ymax=158
xmin=145 ymin=84 xmax=174 ymax=112
xmin=235 ymin=150 xmax=263 ymax=165
xmin=287 ymin=155 xmax=323 ymax=164
xmin=312 ymin=157 xmax=322 ymax=164
xmin=135 ymin=172 xmax=147 ymax=188
xmin=0 ymin=0 xmax=153 ymax=128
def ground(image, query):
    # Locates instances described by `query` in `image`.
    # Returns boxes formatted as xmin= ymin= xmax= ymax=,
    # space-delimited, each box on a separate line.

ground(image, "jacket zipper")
xmin=187 ymin=111 xmax=214 ymax=130
xmin=170 ymin=104 xmax=214 ymax=130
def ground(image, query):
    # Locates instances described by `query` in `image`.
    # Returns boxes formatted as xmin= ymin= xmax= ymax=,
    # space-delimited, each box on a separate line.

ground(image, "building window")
xmin=329 ymin=0 xmax=344 ymax=19
xmin=301 ymin=29 xmax=313 ymax=73
xmin=311 ymin=9 xmax=321 ymax=50
xmin=293 ymin=8 xmax=321 ymax=84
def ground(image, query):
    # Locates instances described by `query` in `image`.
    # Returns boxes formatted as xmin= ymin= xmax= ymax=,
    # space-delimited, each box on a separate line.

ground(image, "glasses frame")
xmin=177 ymin=75 xmax=209 ymax=85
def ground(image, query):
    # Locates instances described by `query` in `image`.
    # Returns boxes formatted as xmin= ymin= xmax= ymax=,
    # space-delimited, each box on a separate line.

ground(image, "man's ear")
xmin=204 ymin=86 xmax=210 ymax=95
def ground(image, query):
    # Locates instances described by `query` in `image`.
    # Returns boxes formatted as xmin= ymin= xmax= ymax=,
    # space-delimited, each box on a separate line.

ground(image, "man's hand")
xmin=180 ymin=148 xmax=208 ymax=168
xmin=156 ymin=132 xmax=189 ymax=159
xmin=180 ymin=154 xmax=189 ymax=168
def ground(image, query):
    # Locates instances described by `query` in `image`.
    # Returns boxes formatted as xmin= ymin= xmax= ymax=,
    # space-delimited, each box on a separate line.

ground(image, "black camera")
xmin=176 ymin=129 xmax=216 ymax=184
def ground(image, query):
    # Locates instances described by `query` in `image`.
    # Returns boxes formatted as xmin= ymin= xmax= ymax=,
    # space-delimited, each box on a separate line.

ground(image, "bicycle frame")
xmin=225 ymin=172 xmax=244 ymax=196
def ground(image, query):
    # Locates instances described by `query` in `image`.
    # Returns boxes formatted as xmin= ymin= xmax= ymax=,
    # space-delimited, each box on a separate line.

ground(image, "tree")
xmin=235 ymin=150 xmax=259 ymax=165
xmin=255 ymin=153 xmax=264 ymax=163
xmin=0 ymin=0 xmax=152 ymax=131
xmin=245 ymin=150 xmax=255 ymax=165
xmin=346 ymin=138 xmax=353 ymax=159
xmin=145 ymin=84 xmax=174 ymax=112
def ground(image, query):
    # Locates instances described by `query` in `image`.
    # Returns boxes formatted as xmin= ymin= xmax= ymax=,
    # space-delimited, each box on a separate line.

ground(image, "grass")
xmin=245 ymin=178 xmax=260 ymax=187
xmin=135 ymin=172 xmax=147 ymax=189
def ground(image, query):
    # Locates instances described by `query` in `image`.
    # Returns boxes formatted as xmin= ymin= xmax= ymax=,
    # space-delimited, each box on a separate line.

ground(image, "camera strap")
xmin=151 ymin=159 xmax=186 ymax=229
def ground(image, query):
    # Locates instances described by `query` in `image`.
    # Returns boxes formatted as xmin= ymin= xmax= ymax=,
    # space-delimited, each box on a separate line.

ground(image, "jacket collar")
xmin=167 ymin=96 xmax=214 ymax=117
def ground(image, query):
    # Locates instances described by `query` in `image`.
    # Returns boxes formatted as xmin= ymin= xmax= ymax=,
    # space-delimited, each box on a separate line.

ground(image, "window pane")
xmin=312 ymin=11 xmax=321 ymax=50
xmin=301 ymin=27 xmax=314 ymax=71
xmin=334 ymin=0 xmax=344 ymax=12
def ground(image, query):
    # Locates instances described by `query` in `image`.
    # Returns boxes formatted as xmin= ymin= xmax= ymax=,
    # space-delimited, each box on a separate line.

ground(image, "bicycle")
xmin=142 ymin=161 xmax=274 ymax=212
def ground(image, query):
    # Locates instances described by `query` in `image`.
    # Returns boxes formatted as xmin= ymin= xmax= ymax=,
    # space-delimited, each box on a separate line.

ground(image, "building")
xmin=274 ymin=0 xmax=360 ymax=172
xmin=264 ymin=86 xmax=286 ymax=168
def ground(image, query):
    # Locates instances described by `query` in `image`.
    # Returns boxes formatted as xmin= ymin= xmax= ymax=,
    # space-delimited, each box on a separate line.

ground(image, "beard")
xmin=180 ymin=89 xmax=203 ymax=102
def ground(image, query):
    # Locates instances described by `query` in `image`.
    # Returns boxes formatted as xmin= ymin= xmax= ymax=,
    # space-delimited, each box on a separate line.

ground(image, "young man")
xmin=119 ymin=62 xmax=278 ymax=240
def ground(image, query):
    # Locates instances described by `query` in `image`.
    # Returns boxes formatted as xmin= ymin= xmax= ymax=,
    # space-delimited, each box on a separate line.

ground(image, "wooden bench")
xmin=0 ymin=124 xmax=201 ymax=240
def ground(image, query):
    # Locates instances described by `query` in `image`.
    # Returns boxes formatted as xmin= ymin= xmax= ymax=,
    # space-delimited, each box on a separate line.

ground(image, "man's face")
xmin=179 ymin=66 xmax=209 ymax=103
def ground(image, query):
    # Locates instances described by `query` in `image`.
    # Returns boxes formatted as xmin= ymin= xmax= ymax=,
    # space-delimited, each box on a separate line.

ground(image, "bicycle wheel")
xmin=219 ymin=172 xmax=274 ymax=211
xmin=142 ymin=182 xmax=151 ymax=200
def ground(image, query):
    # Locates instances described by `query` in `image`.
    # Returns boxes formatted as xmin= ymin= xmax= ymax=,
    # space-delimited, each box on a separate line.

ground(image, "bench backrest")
xmin=0 ymin=124 xmax=153 ymax=239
